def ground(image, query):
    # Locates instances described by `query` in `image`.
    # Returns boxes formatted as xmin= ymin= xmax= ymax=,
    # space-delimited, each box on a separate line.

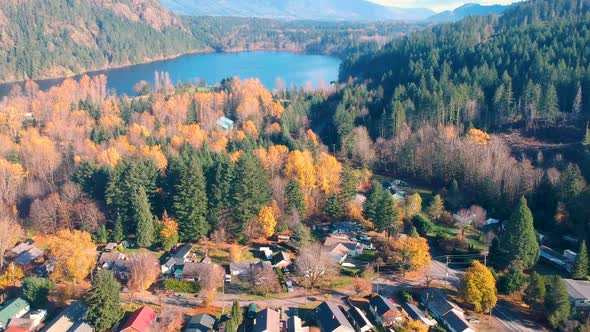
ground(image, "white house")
xmin=564 ymin=278 xmax=590 ymax=308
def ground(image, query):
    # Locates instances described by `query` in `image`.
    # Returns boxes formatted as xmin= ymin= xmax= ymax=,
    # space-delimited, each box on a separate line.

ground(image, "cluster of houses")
xmin=314 ymin=221 xmax=373 ymax=267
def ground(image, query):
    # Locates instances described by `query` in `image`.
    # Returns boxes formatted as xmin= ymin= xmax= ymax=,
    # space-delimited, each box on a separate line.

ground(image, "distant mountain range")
xmin=428 ymin=3 xmax=511 ymax=22
xmin=160 ymin=0 xmax=435 ymax=21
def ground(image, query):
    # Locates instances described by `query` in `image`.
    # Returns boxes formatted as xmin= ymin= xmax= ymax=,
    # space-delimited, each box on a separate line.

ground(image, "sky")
xmin=368 ymin=0 xmax=522 ymax=12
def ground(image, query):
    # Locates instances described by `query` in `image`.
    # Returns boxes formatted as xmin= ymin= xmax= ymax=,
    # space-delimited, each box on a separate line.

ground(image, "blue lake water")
xmin=0 ymin=52 xmax=341 ymax=97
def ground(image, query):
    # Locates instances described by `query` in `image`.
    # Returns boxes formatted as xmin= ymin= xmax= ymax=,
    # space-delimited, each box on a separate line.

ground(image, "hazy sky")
xmin=368 ymin=0 xmax=522 ymax=12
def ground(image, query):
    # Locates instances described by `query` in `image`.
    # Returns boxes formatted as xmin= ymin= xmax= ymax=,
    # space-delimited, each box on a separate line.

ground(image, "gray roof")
xmin=41 ymin=301 xmax=91 ymax=332
xmin=15 ymin=247 xmax=43 ymax=265
xmin=230 ymin=262 xmax=254 ymax=272
xmin=216 ymin=116 xmax=234 ymax=131
xmin=347 ymin=306 xmax=372 ymax=330
xmin=442 ymin=310 xmax=471 ymax=332
xmin=315 ymin=301 xmax=354 ymax=332
xmin=401 ymin=302 xmax=428 ymax=322
xmin=369 ymin=295 xmax=399 ymax=317
xmin=98 ymin=251 xmax=124 ymax=264
xmin=174 ymin=244 xmax=193 ymax=259
xmin=564 ymin=278 xmax=590 ymax=300
xmin=10 ymin=240 xmax=35 ymax=255
xmin=271 ymin=252 xmax=291 ymax=266
xmin=184 ymin=313 xmax=216 ymax=332
xmin=422 ymin=289 xmax=455 ymax=317
xmin=287 ymin=316 xmax=303 ymax=332
xmin=104 ymin=243 xmax=118 ymax=251
xmin=252 ymin=308 xmax=280 ymax=332
xmin=182 ymin=263 xmax=209 ymax=279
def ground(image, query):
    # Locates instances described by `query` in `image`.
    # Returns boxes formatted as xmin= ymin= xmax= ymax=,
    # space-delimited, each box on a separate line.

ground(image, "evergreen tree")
xmin=22 ymin=277 xmax=53 ymax=308
xmin=170 ymin=156 xmax=208 ymax=242
xmin=286 ymin=180 xmax=305 ymax=217
xmin=426 ymin=194 xmax=445 ymax=220
xmin=497 ymin=267 xmax=526 ymax=295
xmin=376 ymin=193 xmax=400 ymax=237
xmin=584 ymin=123 xmax=590 ymax=147
xmin=207 ymin=156 xmax=234 ymax=228
xmin=111 ymin=216 xmax=125 ymax=242
xmin=324 ymin=195 xmax=341 ymax=219
xmin=573 ymin=82 xmax=582 ymax=114
xmin=544 ymin=275 xmax=571 ymax=329
xmin=524 ymin=271 xmax=546 ymax=309
xmin=572 ymin=240 xmax=589 ymax=279
xmin=292 ymin=224 xmax=312 ymax=248
xmin=86 ymin=270 xmax=122 ymax=332
xmin=96 ymin=224 xmax=108 ymax=244
xmin=363 ymin=182 xmax=385 ymax=222
xmin=541 ymin=84 xmax=559 ymax=124
xmin=133 ymin=188 xmax=155 ymax=248
xmin=231 ymin=154 xmax=272 ymax=237
xmin=226 ymin=300 xmax=243 ymax=332
xmin=339 ymin=164 xmax=357 ymax=203
xmin=495 ymin=197 xmax=539 ymax=270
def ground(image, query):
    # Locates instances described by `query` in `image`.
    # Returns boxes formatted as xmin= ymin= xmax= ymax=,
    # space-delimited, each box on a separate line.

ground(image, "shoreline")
xmin=0 ymin=47 xmax=341 ymax=86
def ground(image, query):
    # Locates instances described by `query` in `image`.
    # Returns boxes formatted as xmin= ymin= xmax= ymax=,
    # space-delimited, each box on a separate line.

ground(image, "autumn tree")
xmin=159 ymin=212 xmax=179 ymax=251
xmin=0 ymin=218 xmax=23 ymax=269
xmin=405 ymin=193 xmax=422 ymax=218
xmin=86 ymin=270 xmax=122 ymax=332
xmin=47 ymin=229 xmax=95 ymax=283
xmin=0 ymin=263 xmax=24 ymax=290
xmin=460 ymin=261 xmax=497 ymax=313
xmin=0 ymin=159 xmax=25 ymax=210
xmin=252 ymin=263 xmax=282 ymax=295
xmin=128 ymin=250 xmax=159 ymax=292
xmin=229 ymin=244 xmax=243 ymax=263
xmin=316 ymin=152 xmax=342 ymax=195
xmin=387 ymin=235 xmax=431 ymax=275
xmin=285 ymin=150 xmax=316 ymax=208
xmin=258 ymin=205 xmax=276 ymax=238
xmin=401 ymin=319 xmax=429 ymax=332
xmin=352 ymin=277 xmax=372 ymax=296
xmin=427 ymin=195 xmax=445 ymax=220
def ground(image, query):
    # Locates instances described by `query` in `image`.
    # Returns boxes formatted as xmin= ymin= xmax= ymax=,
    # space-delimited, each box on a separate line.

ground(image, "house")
xmin=421 ymin=289 xmax=474 ymax=332
xmin=104 ymin=243 xmax=119 ymax=252
xmin=540 ymin=245 xmax=573 ymax=272
xmin=314 ymin=302 xmax=354 ymax=332
xmin=252 ymin=308 xmax=280 ymax=332
xmin=564 ymin=278 xmax=590 ymax=308
xmin=287 ymin=316 xmax=307 ymax=332
xmin=200 ymin=257 xmax=212 ymax=264
xmin=0 ymin=298 xmax=30 ymax=330
xmin=184 ymin=313 xmax=216 ymax=332
xmin=9 ymin=241 xmax=35 ymax=257
xmin=324 ymin=237 xmax=363 ymax=257
xmin=369 ymin=296 xmax=402 ymax=327
xmin=271 ymin=252 xmax=291 ymax=268
xmin=40 ymin=301 xmax=92 ymax=332
xmin=98 ymin=251 xmax=127 ymax=269
xmin=112 ymin=260 xmax=130 ymax=281
xmin=230 ymin=262 xmax=254 ymax=276
xmin=259 ymin=247 xmax=273 ymax=260
xmin=327 ymin=243 xmax=350 ymax=264
xmin=216 ymin=116 xmax=234 ymax=131
xmin=119 ymin=306 xmax=157 ymax=332
xmin=6 ymin=318 xmax=36 ymax=332
xmin=401 ymin=302 xmax=437 ymax=327
xmin=161 ymin=244 xmax=193 ymax=274
xmin=15 ymin=248 xmax=43 ymax=266
xmin=180 ymin=263 xmax=213 ymax=281
xmin=346 ymin=306 xmax=374 ymax=332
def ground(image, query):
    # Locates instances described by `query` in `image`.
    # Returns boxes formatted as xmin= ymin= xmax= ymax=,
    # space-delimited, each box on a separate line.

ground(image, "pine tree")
xmin=86 ymin=270 xmax=122 ymax=332
xmin=207 ymin=156 xmax=234 ymax=228
xmin=231 ymin=154 xmax=271 ymax=237
xmin=133 ymin=188 xmax=154 ymax=248
xmin=541 ymin=84 xmax=559 ymax=124
xmin=426 ymin=194 xmax=444 ymax=220
xmin=584 ymin=123 xmax=590 ymax=147
xmin=286 ymin=179 xmax=305 ymax=217
xmin=339 ymin=164 xmax=357 ymax=203
xmin=524 ymin=272 xmax=546 ymax=309
xmin=323 ymin=195 xmax=341 ymax=219
xmin=573 ymin=82 xmax=582 ymax=114
xmin=226 ymin=300 xmax=243 ymax=332
xmin=376 ymin=194 xmax=400 ymax=237
xmin=363 ymin=182 xmax=385 ymax=222
xmin=545 ymin=275 xmax=571 ymax=329
xmin=496 ymin=197 xmax=539 ymax=270
xmin=111 ymin=215 xmax=124 ymax=242
xmin=572 ymin=240 xmax=589 ymax=279
xmin=171 ymin=156 xmax=208 ymax=242
xmin=96 ymin=224 xmax=107 ymax=244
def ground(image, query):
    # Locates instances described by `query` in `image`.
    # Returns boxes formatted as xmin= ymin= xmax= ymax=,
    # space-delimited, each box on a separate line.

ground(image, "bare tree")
xmin=29 ymin=193 xmax=70 ymax=233
xmin=197 ymin=264 xmax=225 ymax=295
xmin=296 ymin=242 xmax=335 ymax=288
xmin=251 ymin=264 xmax=281 ymax=295
xmin=0 ymin=218 xmax=23 ymax=269
xmin=128 ymin=250 xmax=160 ymax=292
xmin=152 ymin=305 xmax=182 ymax=332
xmin=72 ymin=198 xmax=105 ymax=233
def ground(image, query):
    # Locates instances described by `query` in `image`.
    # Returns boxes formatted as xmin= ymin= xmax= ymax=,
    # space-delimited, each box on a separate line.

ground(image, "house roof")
xmin=182 ymin=263 xmax=209 ymax=278
xmin=104 ymin=243 xmax=119 ymax=251
xmin=252 ymin=308 xmax=280 ymax=332
xmin=347 ymin=306 xmax=373 ymax=330
xmin=184 ymin=313 xmax=216 ymax=332
xmin=216 ymin=116 xmax=234 ymax=131
xmin=200 ymin=257 xmax=212 ymax=264
xmin=442 ymin=310 xmax=471 ymax=332
xmin=120 ymin=306 xmax=157 ymax=332
xmin=163 ymin=257 xmax=176 ymax=268
xmin=564 ymin=278 xmax=590 ymax=300
xmin=15 ymin=248 xmax=43 ymax=265
xmin=402 ymin=302 xmax=427 ymax=321
xmin=173 ymin=244 xmax=192 ymax=259
xmin=328 ymin=243 xmax=350 ymax=261
xmin=422 ymin=289 xmax=456 ymax=317
xmin=10 ymin=240 xmax=34 ymax=255
xmin=99 ymin=251 xmax=125 ymax=264
xmin=369 ymin=295 xmax=400 ymax=317
xmin=7 ymin=318 xmax=35 ymax=331
xmin=271 ymin=252 xmax=291 ymax=266
xmin=0 ymin=298 xmax=29 ymax=326
xmin=230 ymin=262 xmax=254 ymax=272
xmin=112 ymin=260 xmax=130 ymax=274
xmin=315 ymin=301 xmax=354 ymax=332
xmin=40 ymin=301 xmax=90 ymax=332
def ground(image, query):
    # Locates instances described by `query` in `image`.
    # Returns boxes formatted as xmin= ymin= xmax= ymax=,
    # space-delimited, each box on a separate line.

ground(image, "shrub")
xmin=163 ymin=279 xmax=199 ymax=293
xmin=412 ymin=214 xmax=433 ymax=236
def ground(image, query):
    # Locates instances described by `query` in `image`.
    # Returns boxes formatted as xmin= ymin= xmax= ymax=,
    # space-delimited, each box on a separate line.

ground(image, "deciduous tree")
xmin=427 ymin=194 xmax=444 ymax=220
xmin=128 ymin=250 xmax=159 ymax=291
xmin=0 ymin=218 xmax=23 ymax=269
xmin=258 ymin=205 xmax=276 ymax=238
xmin=296 ymin=242 xmax=335 ymax=288
xmin=460 ymin=261 xmax=497 ymax=313
xmin=47 ymin=229 xmax=95 ymax=283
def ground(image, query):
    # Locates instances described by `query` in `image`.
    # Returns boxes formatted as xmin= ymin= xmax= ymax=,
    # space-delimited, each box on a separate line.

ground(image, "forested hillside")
xmin=339 ymin=0 xmax=590 ymax=136
xmin=0 ymin=0 xmax=204 ymax=82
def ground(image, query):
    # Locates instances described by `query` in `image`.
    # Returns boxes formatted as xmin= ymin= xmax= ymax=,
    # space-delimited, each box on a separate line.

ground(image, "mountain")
xmin=0 ymin=0 xmax=205 ymax=83
xmin=428 ymin=3 xmax=511 ymax=22
xmin=160 ymin=0 xmax=435 ymax=21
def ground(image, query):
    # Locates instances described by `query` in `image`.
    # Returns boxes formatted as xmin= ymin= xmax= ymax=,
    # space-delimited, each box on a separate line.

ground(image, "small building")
xmin=230 ymin=262 xmax=253 ymax=276
xmin=0 ymin=298 xmax=30 ymax=330
xmin=216 ymin=116 xmax=234 ymax=131
xmin=564 ymin=278 xmax=590 ymax=308
xmin=119 ymin=306 xmax=157 ymax=332
xmin=161 ymin=244 xmax=193 ymax=274
xmin=15 ymin=248 xmax=43 ymax=266
xmin=259 ymin=247 xmax=273 ymax=260
xmin=98 ymin=251 xmax=127 ymax=269
xmin=346 ymin=306 xmax=373 ymax=332
xmin=271 ymin=252 xmax=291 ymax=268
xmin=314 ymin=302 xmax=354 ymax=332
xmin=9 ymin=240 xmax=35 ymax=257
xmin=252 ymin=308 xmax=280 ymax=332
xmin=369 ymin=295 xmax=402 ymax=327
xmin=184 ymin=313 xmax=216 ymax=332
xmin=104 ymin=243 xmax=119 ymax=252
xmin=40 ymin=302 xmax=91 ymax=332
xmin=421 ymin=289 xmax=474 ymax=332
xmin=401 ymin=302 xmax=436 ymax=327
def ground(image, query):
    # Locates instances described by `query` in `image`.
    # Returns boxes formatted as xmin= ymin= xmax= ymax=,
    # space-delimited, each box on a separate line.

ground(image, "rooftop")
xmin=442 ymin=310 xmax=471 ymax=332
xmin=369 ymin=295 xmax=399 ymax=317
xmin=252 ymin=308 xmax=280 ymax=332
xmin=347 ymin=306 xmax=373 ymax=330
xmin=185 ymin=313 xmax=216 ymax=332
xmin=173 ymin=244 xmax=193 ymax=259
xmin=0 ymin=298 xmax=30 ymax=326
xmin=15 ymin=247 xmax=43 ymax=265
xmin=315 ymin=301 xmax=354 ymax=332
xmin=40 ymin=301 xmax=90 ymax=332
xmin=564 ymin=278 xmax=590 ymax=299
xmin=120 ymin=306 xmax=157 ymax=332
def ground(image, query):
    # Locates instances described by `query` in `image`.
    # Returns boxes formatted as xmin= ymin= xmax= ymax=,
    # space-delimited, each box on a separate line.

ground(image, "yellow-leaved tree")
xmin=390 ymin=235 xmax=431 ymax=276
xmin=0 ymin=263 xmax=24 ymax=289
xmin=315 ymin=152 xmax=342 ymax=195
xmin=47 ymin=229 xmax=95 ymax=283
xmin=258 ymin=205 xmax=277 ymax=238
xmin=460 ymin=260 xmax=497 ymax=313
xmin=405 ymin=193 xmax=422 ymax=218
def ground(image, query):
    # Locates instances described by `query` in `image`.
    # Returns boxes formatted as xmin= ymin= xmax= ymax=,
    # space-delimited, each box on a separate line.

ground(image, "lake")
xmin=0 ymin=52 xmax=341 ymax=98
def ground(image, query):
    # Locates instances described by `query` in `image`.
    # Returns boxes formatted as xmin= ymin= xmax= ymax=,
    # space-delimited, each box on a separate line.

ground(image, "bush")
xmin=163 ymin=279 xmax=199 ymax=293
xmin=398 ymin=289 xmax=414 ymax=303
xmin=412 ymin=214 xmax=433 ymax=236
